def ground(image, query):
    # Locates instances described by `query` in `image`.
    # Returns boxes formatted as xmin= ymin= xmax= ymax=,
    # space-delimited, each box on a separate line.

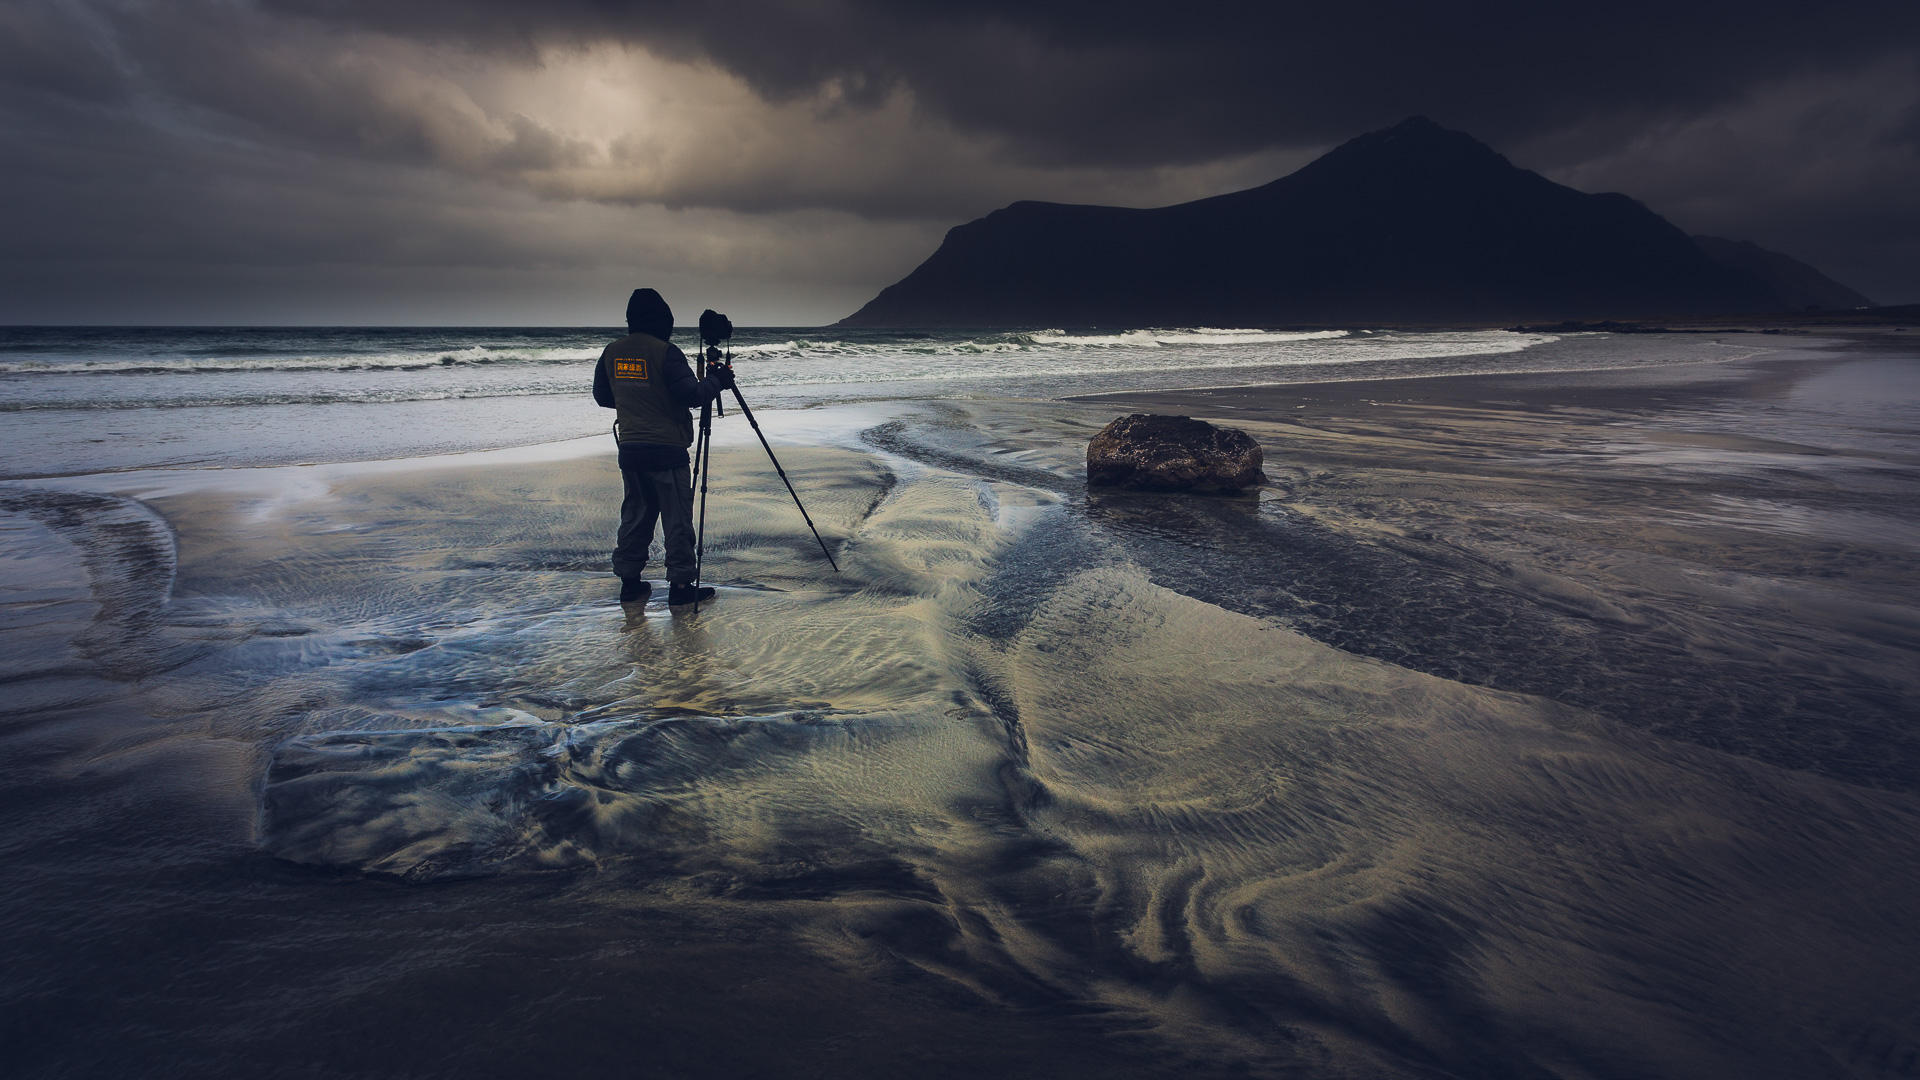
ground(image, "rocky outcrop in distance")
xmin=1086 ymin=414 xmax=1264 ymax=494
xmin=839 ymin=117 xmax=1868 ymax=327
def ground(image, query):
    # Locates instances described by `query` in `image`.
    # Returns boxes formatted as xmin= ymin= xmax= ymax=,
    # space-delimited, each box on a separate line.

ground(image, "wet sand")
xmin=3 ymin=338 xmax=1919 ymax=1078
xmin=1060 ymin=339 xmax=1920 ymax=791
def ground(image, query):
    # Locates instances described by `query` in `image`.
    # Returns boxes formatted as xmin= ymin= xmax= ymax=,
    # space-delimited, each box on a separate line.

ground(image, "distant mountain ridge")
xmin=838 ymin=117 xmax=1867 ymax=327
xmin=1690 ymin=235 xmax=1873 ymax=310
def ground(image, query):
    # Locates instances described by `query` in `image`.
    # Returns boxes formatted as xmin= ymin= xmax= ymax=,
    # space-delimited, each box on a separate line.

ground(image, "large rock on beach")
xmin=1087 ymin=414 xmax=1264 ymax=493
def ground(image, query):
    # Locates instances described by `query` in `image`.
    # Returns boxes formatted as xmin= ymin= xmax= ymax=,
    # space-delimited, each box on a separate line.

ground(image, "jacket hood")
xmin=625 ymin=289 xmax=674 ymax=340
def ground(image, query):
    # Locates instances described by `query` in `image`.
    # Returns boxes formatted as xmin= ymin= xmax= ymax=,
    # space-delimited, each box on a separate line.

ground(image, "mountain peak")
xmin=1385 ymin=114 xmax=1444 ymax=134
xmin=837 ymin=120 xmax=1792 ymax=326
xmin=1310 ymin=115 xmax=1511 ymax=172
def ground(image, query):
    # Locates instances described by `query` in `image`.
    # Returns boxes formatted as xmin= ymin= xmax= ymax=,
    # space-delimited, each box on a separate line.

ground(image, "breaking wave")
xmin=0 ymin=326 xmax=1560 ymax=418
xmin=1025 ymin=328 xmax=1352 ymax=346
xmin=0 ymin=327 xmax=1507 ymax=378
xmin=0 ymin=344 xmax=601 ymax=376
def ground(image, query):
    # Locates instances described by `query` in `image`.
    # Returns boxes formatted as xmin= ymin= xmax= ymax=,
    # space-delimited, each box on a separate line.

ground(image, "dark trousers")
xmin=614 ymin=465 xmax=696 ymax=585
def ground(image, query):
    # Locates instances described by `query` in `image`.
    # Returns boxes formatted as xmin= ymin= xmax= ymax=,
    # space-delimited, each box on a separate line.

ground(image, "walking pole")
xmin=723 ymin=382 xmax=840 ymax=573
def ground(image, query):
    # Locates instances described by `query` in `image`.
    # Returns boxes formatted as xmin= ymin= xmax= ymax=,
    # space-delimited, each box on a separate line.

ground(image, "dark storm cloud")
xmin=268 ymin=0 xmax=1920 ymax=165
xmin=4 ymin=0 xmax=1918 ymax=320
xmin=266 ymin=0 xmax=1920 ymax=301
xmin=8 ymin=0 xmax=1289 ymax=218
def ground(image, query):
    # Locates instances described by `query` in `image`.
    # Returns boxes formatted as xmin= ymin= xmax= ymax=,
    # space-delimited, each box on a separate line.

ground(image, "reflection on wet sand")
xmin=1048 ymin=350 xmax=1920 ymax=792
xmin=3 ymin=344 xmax=1919 ymax=1078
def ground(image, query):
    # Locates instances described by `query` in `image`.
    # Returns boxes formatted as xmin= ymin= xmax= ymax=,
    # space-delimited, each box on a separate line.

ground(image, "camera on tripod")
xmin=684 ymin=305 xmax=839 ymax=582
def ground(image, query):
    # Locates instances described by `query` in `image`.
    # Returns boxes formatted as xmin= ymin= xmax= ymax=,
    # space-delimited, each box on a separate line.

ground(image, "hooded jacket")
xmin=592 ymin=289 xmax=723 ymax=468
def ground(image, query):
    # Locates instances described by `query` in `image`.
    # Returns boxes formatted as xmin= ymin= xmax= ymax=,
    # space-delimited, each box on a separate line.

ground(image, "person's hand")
xmin=711 ymin=362 xmax=736 ymax=391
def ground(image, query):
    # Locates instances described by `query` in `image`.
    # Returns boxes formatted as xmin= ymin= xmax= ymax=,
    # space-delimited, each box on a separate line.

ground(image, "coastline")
xmin=1065 ymin=328 xmax=1910 ymax=419
xmin=3 ymin=332 xmax=1918 ymax=1077
xmin=0 ymin=325 xmax=1817 ymax=482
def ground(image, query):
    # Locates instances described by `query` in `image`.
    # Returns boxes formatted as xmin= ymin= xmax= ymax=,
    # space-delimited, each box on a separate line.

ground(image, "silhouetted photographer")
xmin=594 ymin=290 xmax=837 ymax=611
xmin=592 ymin=288 xmax=733 ymax=607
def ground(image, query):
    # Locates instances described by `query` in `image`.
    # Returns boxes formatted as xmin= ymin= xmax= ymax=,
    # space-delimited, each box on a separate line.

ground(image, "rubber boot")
xmin=619 ymin=578 xmax=652 ymax=603
xmin=667 ymin=583 xmax=715 ymax=607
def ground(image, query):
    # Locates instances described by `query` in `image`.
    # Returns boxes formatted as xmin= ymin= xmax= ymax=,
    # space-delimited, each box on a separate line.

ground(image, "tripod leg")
xmin=694 ymin=402 xmax=713 ymax=590
xmin=726 ymin=386 xmax=840 ymax=573
xmin=698 ymin=397 xmax=714 ymax=476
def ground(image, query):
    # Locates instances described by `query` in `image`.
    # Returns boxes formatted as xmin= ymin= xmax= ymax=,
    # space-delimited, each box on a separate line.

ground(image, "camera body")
xmin=698 ymin=309 xmax=733 ymax=348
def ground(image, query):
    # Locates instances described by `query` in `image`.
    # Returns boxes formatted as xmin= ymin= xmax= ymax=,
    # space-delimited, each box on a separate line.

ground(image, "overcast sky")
xmin=4 ymin=0 xmax=1917 ymax=325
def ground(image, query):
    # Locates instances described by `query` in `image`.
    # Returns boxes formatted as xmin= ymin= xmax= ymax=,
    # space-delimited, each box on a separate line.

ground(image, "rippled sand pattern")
xmin=4 ymin=348 xmax=1919 ymax=1078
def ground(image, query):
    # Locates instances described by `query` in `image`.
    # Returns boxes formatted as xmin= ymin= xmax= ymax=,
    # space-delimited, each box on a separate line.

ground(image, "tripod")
xmin=690 ymin=339 xmax=840 ymax=607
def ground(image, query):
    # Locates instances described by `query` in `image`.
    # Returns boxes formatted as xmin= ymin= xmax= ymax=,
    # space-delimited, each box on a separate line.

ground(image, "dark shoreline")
xmin=1065 ymin=331 xmax=1916 ymax=422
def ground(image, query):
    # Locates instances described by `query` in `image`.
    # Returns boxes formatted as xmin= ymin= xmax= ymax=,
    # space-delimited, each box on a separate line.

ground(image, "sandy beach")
xmin=3 ymin=335 xmax=1918 ymax=1077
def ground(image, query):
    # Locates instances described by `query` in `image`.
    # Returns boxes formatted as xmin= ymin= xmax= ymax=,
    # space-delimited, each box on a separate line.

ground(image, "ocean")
xmin=1 ymin=325 xmax=1564 ymax=409
xmin=3 ymin=324 xmax=1917 ymax=1079
xmin=0 ymin=323 xmax=1767 ymax=476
